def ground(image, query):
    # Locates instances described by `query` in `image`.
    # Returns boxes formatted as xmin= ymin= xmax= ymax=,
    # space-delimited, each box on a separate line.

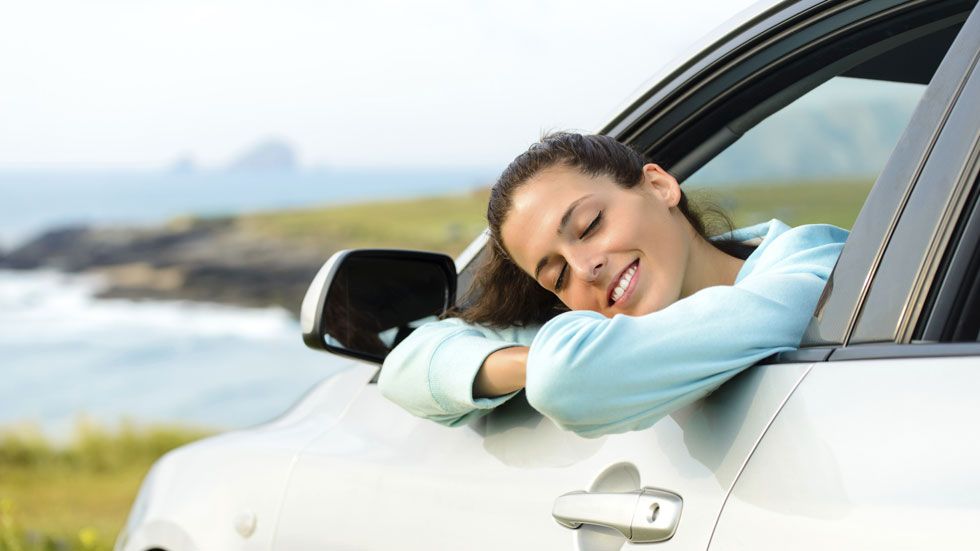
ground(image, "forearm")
xmin=473 ymin=346 xmax=528 ymax=398
xmin=379 ymin=317 xmax=537 ymax=425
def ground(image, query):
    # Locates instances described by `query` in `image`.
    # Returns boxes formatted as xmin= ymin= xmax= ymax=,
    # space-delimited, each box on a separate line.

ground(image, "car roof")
xmin=597 ymin=0 xmax=811 ymax=134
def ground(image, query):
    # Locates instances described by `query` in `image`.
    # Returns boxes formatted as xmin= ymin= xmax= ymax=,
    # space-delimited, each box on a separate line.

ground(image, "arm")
xmin=377 ymin=317 xmax=537 ymax=426
xmin=525 ymin=235 xmax=845 ymax=438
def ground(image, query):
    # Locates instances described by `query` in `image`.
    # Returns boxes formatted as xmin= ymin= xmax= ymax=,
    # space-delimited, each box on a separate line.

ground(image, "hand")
xmin=473 ymin=346 xmax=528 ymax=398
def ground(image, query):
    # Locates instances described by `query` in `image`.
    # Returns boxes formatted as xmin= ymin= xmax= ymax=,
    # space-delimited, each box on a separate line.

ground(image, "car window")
xmin=682 ymin=76 xmax=926 ymax=231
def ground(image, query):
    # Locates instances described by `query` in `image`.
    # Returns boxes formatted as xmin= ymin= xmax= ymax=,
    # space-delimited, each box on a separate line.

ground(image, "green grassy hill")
xmin=238 ymin=179 xmax=872 ymax=258
xmin=0 ymin=422 xmax=213 ymax=551
xmin=238 ymin=187 xmax=492 ymax=258
xmin=688 ymin=178 xmax=873 ymax=230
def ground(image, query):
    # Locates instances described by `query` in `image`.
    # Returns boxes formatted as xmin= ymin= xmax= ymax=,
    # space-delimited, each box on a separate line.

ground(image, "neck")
xmin=679 ymin=225 xmax=746 ymax=299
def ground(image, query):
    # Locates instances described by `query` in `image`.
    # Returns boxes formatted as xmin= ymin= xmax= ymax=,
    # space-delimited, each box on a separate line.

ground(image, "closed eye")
xmin=556 ymin=211 xmax=602 ymax=291
xmin=554 ymin=263 xmax=567 ymax=292
xmin=580 ymin=211 xmax=602 ymax=238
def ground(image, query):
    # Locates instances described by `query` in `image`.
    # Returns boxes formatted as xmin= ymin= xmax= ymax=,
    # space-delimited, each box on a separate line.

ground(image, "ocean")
xmin=0 ymin=269 xmax=352 ymax=439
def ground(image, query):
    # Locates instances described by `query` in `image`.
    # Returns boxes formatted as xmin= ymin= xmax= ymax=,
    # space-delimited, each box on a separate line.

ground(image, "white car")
xmin=117 ymin=0 xmax=980 ymax=549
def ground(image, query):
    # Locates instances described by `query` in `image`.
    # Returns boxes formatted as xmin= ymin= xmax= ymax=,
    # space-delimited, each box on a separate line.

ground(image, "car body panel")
xmin=117 ymin=361 xmax=375 ymax=551
xmin=271 ymin=363 xmax=812 ymax=550
xmin=708 ymin=356 xmax=980 ymax=549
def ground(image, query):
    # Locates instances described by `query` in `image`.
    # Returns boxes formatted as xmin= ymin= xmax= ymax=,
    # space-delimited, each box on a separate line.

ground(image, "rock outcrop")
xmin=0 ymin=218 xmax=332 ymax=316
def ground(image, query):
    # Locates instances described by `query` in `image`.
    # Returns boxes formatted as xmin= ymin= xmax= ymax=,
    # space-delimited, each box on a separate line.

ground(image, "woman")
xmin=378 ymin=132 xmax=848 ymax=438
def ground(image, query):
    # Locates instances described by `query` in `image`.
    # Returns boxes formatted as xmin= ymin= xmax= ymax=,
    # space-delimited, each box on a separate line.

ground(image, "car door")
xmin=272 ymin=1 xmax=974 ymax=549
xmin=710 ymin=3 xmax=980 ymax=548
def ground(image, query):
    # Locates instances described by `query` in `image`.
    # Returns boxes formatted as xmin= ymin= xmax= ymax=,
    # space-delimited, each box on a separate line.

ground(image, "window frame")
xmin=848 ymin=5 xmax=980 ymax=345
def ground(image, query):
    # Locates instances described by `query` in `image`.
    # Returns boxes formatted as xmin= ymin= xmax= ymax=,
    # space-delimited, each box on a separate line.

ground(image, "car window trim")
xmin=761 ymin=340 xmax=980 ymax=364
xmin=828 ymin=341 xmax=980 ymax=360
xmin=919 ymin=163 xmax=980 ymax=341
xmin=850 ymin=7 xmax=980 ymax=344
xmin=670 ymin=12 xmax=965 ymax=181
xmin=605 ymin=0 xmax=904 ymax=142
xmin=759 ymin=347 xmax=836 ymax=364
xmin=610 ymin=0 xmax=966 ymax=154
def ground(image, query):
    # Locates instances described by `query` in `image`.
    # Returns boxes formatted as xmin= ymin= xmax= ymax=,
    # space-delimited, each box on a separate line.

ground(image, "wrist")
xmin=473 ymin=346 xmax=528 ymax=398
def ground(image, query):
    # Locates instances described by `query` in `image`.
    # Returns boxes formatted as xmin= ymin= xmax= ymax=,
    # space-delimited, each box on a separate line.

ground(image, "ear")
xmin=642 ymin=163 xmax=682 ymax=207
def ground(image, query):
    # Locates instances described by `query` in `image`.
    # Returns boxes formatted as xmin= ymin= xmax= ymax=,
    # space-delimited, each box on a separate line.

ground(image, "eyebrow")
xmin=533 ymin=194 xmax=593 ymax=281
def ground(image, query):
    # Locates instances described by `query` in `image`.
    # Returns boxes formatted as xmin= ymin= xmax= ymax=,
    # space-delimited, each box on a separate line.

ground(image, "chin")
xmin=634 ymin=294 xmax=674 ymax=316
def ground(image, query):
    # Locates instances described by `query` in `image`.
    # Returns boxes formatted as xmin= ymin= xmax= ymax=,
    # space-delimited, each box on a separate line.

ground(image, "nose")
xmin=568 ymin=249 xmax=606 ymax=283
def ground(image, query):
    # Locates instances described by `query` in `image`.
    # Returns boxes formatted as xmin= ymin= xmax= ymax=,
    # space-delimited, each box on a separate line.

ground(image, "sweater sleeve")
xmin=378 ymin=316 xmax=539 ymax=426
xmin=524 ymin=234 xmax=845 ymax=438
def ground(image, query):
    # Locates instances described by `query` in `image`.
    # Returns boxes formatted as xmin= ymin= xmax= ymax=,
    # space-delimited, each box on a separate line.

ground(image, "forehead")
xmin=500 ymin=166 xmax=605 ymax=275
xmin=513 ymin=165 xmax=597 ymax=208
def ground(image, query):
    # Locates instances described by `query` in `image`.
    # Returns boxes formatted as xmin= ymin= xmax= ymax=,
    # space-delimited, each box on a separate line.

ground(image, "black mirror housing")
xmin=300 ymin=249 xmax=457 ymax=364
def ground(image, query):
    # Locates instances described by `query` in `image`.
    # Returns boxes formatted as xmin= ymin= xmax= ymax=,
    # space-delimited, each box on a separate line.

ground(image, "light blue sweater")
xmin=378 ymin=219 xmax=848 ymax=438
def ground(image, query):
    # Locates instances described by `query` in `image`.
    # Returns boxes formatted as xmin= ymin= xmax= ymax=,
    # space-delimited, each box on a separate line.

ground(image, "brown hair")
xmin=452 ymin=132 xmax=753 ymax=328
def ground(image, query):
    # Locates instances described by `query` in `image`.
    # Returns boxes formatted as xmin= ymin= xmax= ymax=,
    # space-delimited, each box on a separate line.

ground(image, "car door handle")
xmin=552 ymin=487 xmax=682 ymax=543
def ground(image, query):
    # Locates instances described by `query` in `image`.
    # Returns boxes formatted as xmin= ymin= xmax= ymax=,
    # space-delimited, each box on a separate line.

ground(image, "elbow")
xmin=376 ymin=361 xmax=409 ymax=412
xmin=524 ymin=364 xmax=598 ymax=435
xmin=527 ymin=382 xmax=664 ymax=438
xmin=528 ymin=392 xmax=592 ymax=435
xmin=524 ymin=357 xmax=681 ymax=438
xmin=524 ymin=343 xmax=623 ymax=437
xmin=529 ymin=386 xmax=672 ymax=438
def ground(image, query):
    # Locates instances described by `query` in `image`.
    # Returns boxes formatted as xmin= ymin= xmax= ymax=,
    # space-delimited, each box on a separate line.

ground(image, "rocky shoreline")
xmin=0 ymin=218 xmax=333 ymax=316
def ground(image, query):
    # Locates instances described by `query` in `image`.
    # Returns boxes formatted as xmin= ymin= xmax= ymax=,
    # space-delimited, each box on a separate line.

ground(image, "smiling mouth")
xmin=608 ymin=259 xmax=639 ymax=307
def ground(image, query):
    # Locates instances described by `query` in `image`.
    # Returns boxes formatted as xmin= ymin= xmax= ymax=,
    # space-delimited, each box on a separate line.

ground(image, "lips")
xmin=607 ymin=259 xmax=639 ymax=307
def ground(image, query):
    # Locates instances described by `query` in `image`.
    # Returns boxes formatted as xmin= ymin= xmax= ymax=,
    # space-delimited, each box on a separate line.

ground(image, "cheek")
xmin=638 ymin=220 xmax=687 ymax=296
xmin=561 ymin=284 xmax=603 ymax=313
xmin=562 ymin=288 xmax=590 ymax=311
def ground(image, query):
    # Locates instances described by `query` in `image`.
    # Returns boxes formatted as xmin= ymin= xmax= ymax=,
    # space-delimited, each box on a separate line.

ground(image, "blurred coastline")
xmin=0 ymin=168 xmax=495 ymax=439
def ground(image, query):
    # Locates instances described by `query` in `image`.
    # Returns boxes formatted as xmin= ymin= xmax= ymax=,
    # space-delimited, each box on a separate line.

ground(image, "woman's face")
xmin=499 ymin=163 xmax=693 ymax=317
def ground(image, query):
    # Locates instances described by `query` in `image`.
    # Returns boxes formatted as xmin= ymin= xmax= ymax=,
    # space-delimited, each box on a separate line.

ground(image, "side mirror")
xmin=300 ymin=249 xmax=457 ymax=364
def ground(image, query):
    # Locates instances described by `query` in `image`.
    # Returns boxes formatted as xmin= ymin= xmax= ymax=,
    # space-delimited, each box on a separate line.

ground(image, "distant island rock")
xmin=168 ymin=154 xmax=198 ymax=174
xmin=228 ymin=139 xmax=298 ymax=172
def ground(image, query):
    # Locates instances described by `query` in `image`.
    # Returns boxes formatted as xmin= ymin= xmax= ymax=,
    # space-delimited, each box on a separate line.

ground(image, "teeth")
xmin=610 ymin=263 xmax=637 ymax=303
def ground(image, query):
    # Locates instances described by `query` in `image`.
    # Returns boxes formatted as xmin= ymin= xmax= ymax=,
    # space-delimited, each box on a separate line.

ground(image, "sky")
xmin=0 ymin=0 xmax=760 ymax=170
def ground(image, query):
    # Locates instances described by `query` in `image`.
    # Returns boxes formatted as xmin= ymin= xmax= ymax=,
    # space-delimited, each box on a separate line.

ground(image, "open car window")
xmin=676 ymin=9 xmax=969 ymax=231
xmin=683 ymin=76 xmax=926 ymax=231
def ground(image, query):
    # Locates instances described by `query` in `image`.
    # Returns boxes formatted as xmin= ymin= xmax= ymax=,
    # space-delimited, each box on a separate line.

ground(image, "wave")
xmin=0 ymin=269 xmax=352 ymax=440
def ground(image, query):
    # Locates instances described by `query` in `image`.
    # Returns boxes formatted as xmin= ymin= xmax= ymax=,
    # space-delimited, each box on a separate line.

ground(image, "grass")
xmin=1 ymin=177 xmax=873 ymax=550
xmin=237 ymin=187 xmax=492 ymax=257
xmin=234 ymin=179 xmax=872 ymax=260
xmin=687 ymin=178 xmax=874 ymax=230
xmin=0 ymin=421 xmax=213 ymax=551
